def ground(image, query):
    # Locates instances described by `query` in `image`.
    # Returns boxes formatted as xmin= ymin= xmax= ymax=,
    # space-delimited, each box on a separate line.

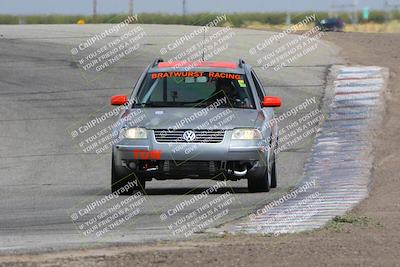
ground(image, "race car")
xmin=110 ymin=59 xmax=281 ymax=194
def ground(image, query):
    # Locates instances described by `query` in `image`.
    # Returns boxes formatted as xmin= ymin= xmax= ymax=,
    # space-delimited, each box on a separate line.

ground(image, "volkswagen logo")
xmin=182 ymin=130 xmax=196 ymax=142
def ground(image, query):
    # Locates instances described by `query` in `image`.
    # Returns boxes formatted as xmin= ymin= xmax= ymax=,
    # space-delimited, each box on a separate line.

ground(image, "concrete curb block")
xmin=219 ymin=65 xmax=388 ymax=235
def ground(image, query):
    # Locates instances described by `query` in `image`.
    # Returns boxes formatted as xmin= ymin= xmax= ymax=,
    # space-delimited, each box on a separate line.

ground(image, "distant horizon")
xmin=0 ymin=9 xmax=394 ymax=16
xmin=0 ymin=0 xmax=392 ymax=15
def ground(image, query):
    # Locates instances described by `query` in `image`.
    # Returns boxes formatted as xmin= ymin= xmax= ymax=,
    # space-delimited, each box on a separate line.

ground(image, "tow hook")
xmin=228 ymin=168 xmax=248 ymax=177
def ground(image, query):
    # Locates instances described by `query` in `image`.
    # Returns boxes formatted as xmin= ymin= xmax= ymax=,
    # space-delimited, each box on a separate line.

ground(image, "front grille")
xmin=166 ymin=161 xmax=216 ymax=172
xmin=154 ymin=129 xmax=225 ymax=143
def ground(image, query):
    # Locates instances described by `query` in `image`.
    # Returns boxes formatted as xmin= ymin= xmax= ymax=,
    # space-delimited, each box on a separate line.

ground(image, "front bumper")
xmin=113 ymin=129 xmax=269 ymax=179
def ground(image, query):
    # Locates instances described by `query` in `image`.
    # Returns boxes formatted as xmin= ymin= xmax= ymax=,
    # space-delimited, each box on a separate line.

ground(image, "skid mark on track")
xmin=221 ymin=65 xmax=388 ymax=234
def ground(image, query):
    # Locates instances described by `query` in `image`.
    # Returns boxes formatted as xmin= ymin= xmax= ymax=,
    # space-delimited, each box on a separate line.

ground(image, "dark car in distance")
xmin=316 ymin=18 xmax=345 ymax=32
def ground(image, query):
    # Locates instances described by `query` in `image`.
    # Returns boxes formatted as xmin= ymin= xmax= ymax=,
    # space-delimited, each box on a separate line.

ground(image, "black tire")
xmin=248 ymin=167 xmax=270 ymax=193
xmin=111 ymin=154 xmax=146 ymax=195
xmin=270 ymin=153 xmax=277 ymax=188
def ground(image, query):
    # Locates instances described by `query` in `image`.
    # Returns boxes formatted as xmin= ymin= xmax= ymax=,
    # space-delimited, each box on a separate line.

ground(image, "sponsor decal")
xmin=133 ymin=150 xmax=161 ymax=160
xmin=151 ymin=72 xmax=241 ymax=80
xmin=208 ymin=72 xmax=241 ymax=80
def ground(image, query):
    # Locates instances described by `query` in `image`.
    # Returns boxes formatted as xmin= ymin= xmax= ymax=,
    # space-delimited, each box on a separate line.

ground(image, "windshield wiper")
xmin=134 ymin=100 xmax=235 ymax=108
xmin=133 ymin=102 xmax=166 ymax=108
xmin=134 ymin=102 xmax=184 ymax=108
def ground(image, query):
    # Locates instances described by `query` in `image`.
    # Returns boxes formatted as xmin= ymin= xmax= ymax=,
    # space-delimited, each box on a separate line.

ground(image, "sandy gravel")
xmin=1 ymin=32 xmax=399 ymax=267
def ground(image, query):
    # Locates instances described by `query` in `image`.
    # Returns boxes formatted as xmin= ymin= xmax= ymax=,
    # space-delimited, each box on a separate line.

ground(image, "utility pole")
xmin=93 ymin=0 xmax=97 ymax=22
xmin=285 ymin=12 xmax=291 ymax=25
xmin=128 ymin=0 xmax=134 ymax=16
xmin=285 ymin=0 xmax=291 ymax=25
xmin=384 ymin=0 xmax=390 ymax=22
xmin=182 ymin=0 xmax=187 ymax=17
xmin=353 ymin=0 xmax=358 ymax=24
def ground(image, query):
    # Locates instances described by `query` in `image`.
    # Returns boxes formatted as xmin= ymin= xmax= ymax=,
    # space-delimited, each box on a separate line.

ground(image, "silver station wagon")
xmin=110 ymin=59 xmax=281 ymax=194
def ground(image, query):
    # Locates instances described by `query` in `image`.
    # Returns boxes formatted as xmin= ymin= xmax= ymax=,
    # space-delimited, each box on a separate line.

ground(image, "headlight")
xmin=121 ymin=128 xmax=147 ymax=139
xmin=232 ymin=129 xmax=262 ymax=140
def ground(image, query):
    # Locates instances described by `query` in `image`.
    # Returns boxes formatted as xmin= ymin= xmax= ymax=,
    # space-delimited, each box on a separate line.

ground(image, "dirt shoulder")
xmin=1 ymin=32 xmax=399 ymax=267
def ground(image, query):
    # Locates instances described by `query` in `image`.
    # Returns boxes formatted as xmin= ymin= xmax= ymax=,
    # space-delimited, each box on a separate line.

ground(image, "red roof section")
xmin=157 ymin=61 xmax=237 ymax=69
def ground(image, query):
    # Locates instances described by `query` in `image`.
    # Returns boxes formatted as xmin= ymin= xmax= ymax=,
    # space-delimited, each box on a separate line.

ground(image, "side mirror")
xmin=111 ymin=95 xmax=128 ymax=106
xmin=262 ymin=96 xmax=281 ymax=107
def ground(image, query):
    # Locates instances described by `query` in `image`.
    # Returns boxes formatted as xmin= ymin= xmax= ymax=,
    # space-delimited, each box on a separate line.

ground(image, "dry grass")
xmin=245 ymin=20 xmax=400 ymax=33
xmin=345 ymin=21 xmax=400 ymax=33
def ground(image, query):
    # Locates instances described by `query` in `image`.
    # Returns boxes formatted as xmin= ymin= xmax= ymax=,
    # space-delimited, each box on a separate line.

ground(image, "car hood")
xmin=124 ymin=108 xmax=265 ymax=130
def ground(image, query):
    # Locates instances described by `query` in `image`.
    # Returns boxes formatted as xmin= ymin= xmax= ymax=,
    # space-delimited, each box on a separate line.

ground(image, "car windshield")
xmin=134 ymin=71 xmax=256 ymax=109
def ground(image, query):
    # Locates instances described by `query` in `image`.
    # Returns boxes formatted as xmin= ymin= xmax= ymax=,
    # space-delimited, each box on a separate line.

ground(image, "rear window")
xmin=134 ymin=71 xmax=255 ymax=109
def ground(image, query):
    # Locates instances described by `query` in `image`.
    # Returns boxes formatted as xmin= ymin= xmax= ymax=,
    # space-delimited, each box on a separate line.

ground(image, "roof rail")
xmin=238 ymin=59 xmax=246 ymax=68
xmin=152 ymin=58 xmax=164 ymax=67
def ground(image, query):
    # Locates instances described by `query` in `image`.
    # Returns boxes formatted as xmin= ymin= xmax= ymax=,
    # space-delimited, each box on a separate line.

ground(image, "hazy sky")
xmin=0 ymin=0 xmax=393 ymax=15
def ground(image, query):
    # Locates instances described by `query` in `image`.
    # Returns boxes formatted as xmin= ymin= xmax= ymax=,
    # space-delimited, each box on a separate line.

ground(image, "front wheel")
xmin=111 ymin=154 xmax=146 ymax=195
xmin=248 ymin=167 xmax=270 ymax=193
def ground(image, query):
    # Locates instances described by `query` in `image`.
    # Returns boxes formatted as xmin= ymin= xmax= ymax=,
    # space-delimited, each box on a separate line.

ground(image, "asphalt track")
xmin=0 ymin=24 xmax=342 ymax=253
